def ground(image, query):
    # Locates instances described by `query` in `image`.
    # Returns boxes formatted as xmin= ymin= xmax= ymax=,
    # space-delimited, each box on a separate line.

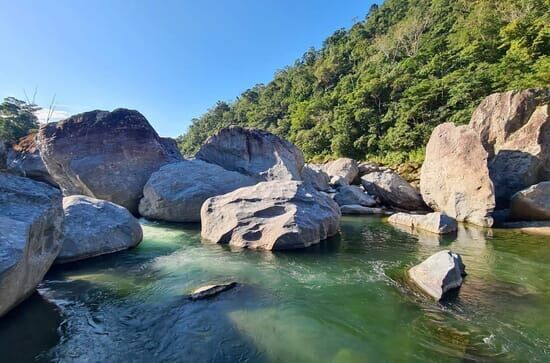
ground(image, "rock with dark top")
xmin=510 ymin=182 xmax=550 ymax=221
xmin=362 ymin=170 xmax=427 ymax=211
xmin=37 ymin=109 xmax=176 ymax=213
xmin=0 ymin=172 xmax=63 ymax=317
xmin=201 ymin=181 xmax=341 ymax=250
xmin=139 ymin=159 xmax=256 ymax=222
xmin=189 ymin=282 xmax=237 ymax=300
xmin=333 ymin=185 xmax=376 ymax=207
xmin=196 ymin=126 xmax=305 ymax=181
xmin=7 ymin=134 xmax=58 ymax=187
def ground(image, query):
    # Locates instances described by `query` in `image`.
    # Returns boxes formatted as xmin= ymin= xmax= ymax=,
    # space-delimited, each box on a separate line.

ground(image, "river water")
xmin=1 ymin=216 xmax=549 ymax=362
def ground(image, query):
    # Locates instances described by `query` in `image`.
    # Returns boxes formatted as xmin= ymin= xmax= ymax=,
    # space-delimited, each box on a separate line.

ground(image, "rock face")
xmin=56 ymin=195 xmax=142 ymax=264
xmin=189 ymin=282 xmax=237 ymax=300
xmin=6 ymin=134 xmax=57 ymax=187
xmin=388 ymin=212 xmax=457 ymax=234
xmin=0 ymin=173 xmax=63 ymax=317
xmin=361 ymin=170 xmax=427 ymax=211
xmin=322 ymin=158 xmax=359 ymax=185
xmin=333 ymin=185 xmax=376 ymax=207
xmin=0 ymin=139 xmax=8 ymax=170
xmin=37 ymin=109 xmax=175 ymax=214
xmin=408 ymin=250 xmax=466 ymax=301
xmin=339 ymin=205 xmax=388 ymax=215
xmin=510 ymin=182 xmax=550 ymax=221
xmin=196 ymin=126 xmax=305 ymax=181
xmin=301 ymin=164 xmax=331 ymax=191
xmin=420 ymin=123 xmax=495 ymax=227
xmin=139 ymin=159 xmax=256 ymax=222
xmin=159 ymin=137 xmax=184 ymax=162
xmin=201 ymin=181 xmax=341 ymax=250
xmin=470 ymin=89 xmax=549 ymax=207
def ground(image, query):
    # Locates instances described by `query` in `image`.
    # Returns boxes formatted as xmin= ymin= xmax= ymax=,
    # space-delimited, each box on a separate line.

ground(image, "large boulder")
xmin=361 ymin=170 xmax=427 ymax=211
xmin=510 ymin=182 xmax=550 ymax=221
xmin=322 ymin=158 xmax=359 ymax=185
xmin=196 ymin=126 xmax=304 ymax=181
xmin=470 ymin=89 xmax=549 ymax=207
xmin=0 ymin=173 xmax=63 ymax=317
xmin=333 ymin=185 xmax=376 ymax=207
xmin=37 ymin=109 xmax=176 ymax=214
xmin=139 ymin=159 xmax=256 ymax=222
xmin=56 ymin=195 xmax=142 ymax=264
xmin=408 ymin=250 xmax=466 ymax=301
xmin=6 ymin=134 xmax=57 ymax=187
xmin=301 ymin=164 xmax=330 ymax=191
xmin=420 ymin=123 xmax=495 ymax=227
xmin=388 ymin=212 xmax=457 ymax=235
xmin=201 ymin=181 xmax=341 ymax=250
xmin=159 ymin=137 xmax=184 ymax=162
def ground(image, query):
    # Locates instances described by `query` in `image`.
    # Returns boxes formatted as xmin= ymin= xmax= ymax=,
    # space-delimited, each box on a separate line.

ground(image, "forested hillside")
xmin=179 ymin=0 xmax=549 ymax=164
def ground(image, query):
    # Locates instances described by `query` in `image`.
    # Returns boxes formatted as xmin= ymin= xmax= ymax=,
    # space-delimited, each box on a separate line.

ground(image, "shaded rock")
xmin=470 ymin=89 xmax=550 ymax=207
xmin=139 ymin=159 xmax=256 ymax=222
xmin=0 ymin=139 xmax=7 ymax=170
xmin=388 ymin=212 xmax=457 ymax=234
xmin=361 ymin=170 xmax=427 ymax=211
xmin=357 ymin=161 xmax=386 ymax=176
xmin=56 ymin=195 xmax=142 ymax=264
xmin=0 ymin=173 xmax=63 ymax=317
xmin=37 ymin=109 xmax=176 ymax=214
xmin=201 ymin=181 xmax=341 ymax=250
xmin=408 ymin=250 xmax=466 ymax=301
xmin=500 ymin=221 xmax=550 ymax=236
xmin=189 ymin=282 xmax=237 ymax=300
xmin=333 ymin=185 xmax=376 ymax=207
xmin=322 ymin=158 xmax=359 ymax=185
xmin=196 ymin=126 xmax=304 ymax=181
xmin=301 ymin=163 xmax=330 ymax=191
xmin=159 ymin=137 xmax=184 ymax=162
xmin=6 ymin=134 xmax=57 ymax=187
xmin=510 ymin=182 xmax=550 ymax=221
xmin=340 ymin=205 xmax=388 ymax=215
xmin=420 ymin=123 xmax=495 ymax=227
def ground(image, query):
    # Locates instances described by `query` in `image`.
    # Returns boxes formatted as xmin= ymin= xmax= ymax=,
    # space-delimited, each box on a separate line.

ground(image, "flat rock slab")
xmin=388 ymin=212 xmax=457 ymax=235
xmin=189 ymin=282 xmax=237 ymax=300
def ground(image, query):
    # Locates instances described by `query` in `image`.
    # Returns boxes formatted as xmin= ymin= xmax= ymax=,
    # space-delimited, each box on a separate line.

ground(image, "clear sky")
xmin=0 ymin=0 xmax=376 ymax=137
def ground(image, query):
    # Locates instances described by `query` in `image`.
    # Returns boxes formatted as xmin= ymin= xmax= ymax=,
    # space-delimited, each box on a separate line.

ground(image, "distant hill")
xmin=178 ymin=0 xmax=549 ymax=164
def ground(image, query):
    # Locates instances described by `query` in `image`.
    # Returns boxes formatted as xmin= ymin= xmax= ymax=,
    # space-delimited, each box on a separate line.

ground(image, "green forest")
xmin=178 ymin=0 xmax=549 ymax=164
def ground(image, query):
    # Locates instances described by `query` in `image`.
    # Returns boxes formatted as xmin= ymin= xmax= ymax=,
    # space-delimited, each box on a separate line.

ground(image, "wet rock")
xmin=301 ymin=163 xmax=330 ymax=191
xmin=201 ymin=181 xmax=341 ymax=250
xmin=388 ymin=212 xmax=457 ymax=235
xmin=361 ymin=170 xmax=427 ymax=211
xmin=408 ymin=250 xmax=466 ymax=301
xmin=189 ymin=282 xmax=237 ymax=300
xmin=139 ymin=159 xmax=256 ymax=222
xmin=196 ymin=126 xmax=304 ymax=181
xmin=6 ymin=134 xmax=57 ymax=187
xmin=420 ymin=123 xmax=495 ymax=227
xmin=37 ymin=109 xmax=175 ymax=214
xmin=340 ymin=205 xmax=388 ymax=215
xmin=0 ymin=173 xmax=63 ymax=317
xmin=510 ymin=182 xmax=550 ymax=221
xmin=333 ymin=185 xmax=376 ymax=207
xmin=322 ymin=158 xmax=359 ymax=185
xmin=56 ymin=195 xmax=142 ymax=264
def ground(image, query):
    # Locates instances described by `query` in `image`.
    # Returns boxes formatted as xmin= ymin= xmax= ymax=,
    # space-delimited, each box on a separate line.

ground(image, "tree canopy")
xmin=0 ymin=97 xmax=40 ymax=144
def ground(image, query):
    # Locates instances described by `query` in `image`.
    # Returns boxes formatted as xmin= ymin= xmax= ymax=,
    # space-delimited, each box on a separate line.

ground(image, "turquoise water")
xmin=1 ymin=216 xmax=549 ymax=362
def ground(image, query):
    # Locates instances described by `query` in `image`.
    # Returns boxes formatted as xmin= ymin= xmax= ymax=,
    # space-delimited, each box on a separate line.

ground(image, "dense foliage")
xmin=0 ymin=97 xmax=40 ymax=144
xmin=179 ymin=0 xmax=550 ymax=164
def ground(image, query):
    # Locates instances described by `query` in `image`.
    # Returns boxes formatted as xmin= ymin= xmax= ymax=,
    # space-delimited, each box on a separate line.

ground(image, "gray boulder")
xmin=339 ymin=205 xmax=388 ymax=215
xmin=388 ymin=212 xmax=457 ymax=234
xmin=196 ymin=126 xmax=304 ymax=181
xmin=201 ymin=181 xmax=341 ymax=250
xmin=159 ymin=137 xmax=184 ymax=162
xmin=362 ymin=170 xmax=427 ymax=211
xmin=0 ymin=173 xmax=63 ymax=317
xmin=510 ymin=182 xmax=550 ymax=221
xmin=139 ymin=159 xmax=256 ymax=222
xmin=7 ymin=134 xmax=57 ymax=187
xmin=408 ymin=250 xmax=466 ymax=301
xmin=322 ymin=158 xmax=359 ymax=185
xmin=301 ymin=163 xmax=330 ymax=191
xmin=333 ymin=185 xmax=376 ymax=207
xmin=420 ymin=123 xmax=495 ymax=227
xmin=37 ymin=109 xmax=176 ymax=214
xmin=56 ymin=195 xmax=142 ymax=264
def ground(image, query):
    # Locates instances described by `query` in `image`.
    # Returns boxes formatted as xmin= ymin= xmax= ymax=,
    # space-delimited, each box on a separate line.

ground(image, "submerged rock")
xmin=301 ymin=163 xmax=331 ymax=191
xmin=361 ymin=170 xmax=426 ymax=211
xmin=196 ymin=126 xmax=304 ymax=181
xmin=189 ymin=282 xmax=237 ymax=300
xmin=408 ymin=250 xmax=466 ymax=301
xmin=510 ymin=182 xmax=550 ymax=221
xmin=139 ymin=159 xmax=256 ymax=222
xmin=201 ymin=181 xmax=341 ymax=250
xmin=0 ymin=173 xmax=63 ymax=317
xmin=420 ymin=123 xmax=495 ymax=227
xmin=37 ymin=109 xmax=176 ymax=214
xmin=388 ymin=212 xmax=457 ymax=235
xmin=322 ymin=158 xmax=359 ymax=185
xmin=56 ymin=195 xmax=142 ymax=264
xmin=6 ymin=134 xmax=57 ymax=187
xmin=333 ymin=185 xmax=376 ymax=207
xmin=339 ymin=205 xmax=388 ymax=215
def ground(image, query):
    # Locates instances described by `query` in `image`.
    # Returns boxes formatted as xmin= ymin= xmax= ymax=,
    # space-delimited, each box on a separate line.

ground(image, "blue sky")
xmin=0 ymin=0 xmax=376 ymax=137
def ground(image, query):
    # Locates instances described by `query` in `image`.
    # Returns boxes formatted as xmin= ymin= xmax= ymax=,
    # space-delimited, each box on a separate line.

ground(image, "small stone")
xmin=189 ymin=282 xmax=237 ymax=300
